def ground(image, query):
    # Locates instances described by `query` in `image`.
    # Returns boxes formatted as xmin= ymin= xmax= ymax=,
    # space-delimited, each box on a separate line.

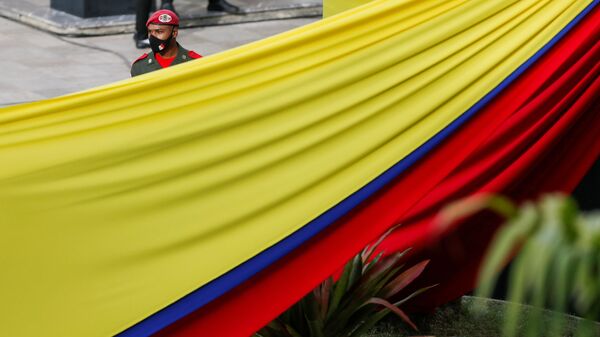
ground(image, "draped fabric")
xmin=1 ymin=1 xmax=598 ymax=337
xmin=156 ymin=2 xmax=600 ymax=336
xmin=323 ymin=0 xmax=371 ymax=18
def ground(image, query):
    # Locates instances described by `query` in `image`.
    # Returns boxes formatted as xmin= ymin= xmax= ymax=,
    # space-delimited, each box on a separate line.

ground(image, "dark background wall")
xmin=50 ymin=0 xmax=136 ymax=18
xmin=573 ymin=158 xmax=599 ymax=211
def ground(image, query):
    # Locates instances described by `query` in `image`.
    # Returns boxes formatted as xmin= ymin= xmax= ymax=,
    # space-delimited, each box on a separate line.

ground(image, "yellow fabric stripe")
xmin=323 ymin=0 xmax=373 ymax=17
xmin=0 ymin=1 xmax=590 ymax=336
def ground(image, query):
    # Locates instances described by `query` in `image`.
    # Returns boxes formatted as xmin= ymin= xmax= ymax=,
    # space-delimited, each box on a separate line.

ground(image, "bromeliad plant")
xmin=254 ymin=228 xmax=435 ymax=337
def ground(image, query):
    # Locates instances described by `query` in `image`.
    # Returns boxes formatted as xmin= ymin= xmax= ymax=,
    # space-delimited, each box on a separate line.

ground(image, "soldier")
xmin=131 ymin=9 xmax=202 ymax=77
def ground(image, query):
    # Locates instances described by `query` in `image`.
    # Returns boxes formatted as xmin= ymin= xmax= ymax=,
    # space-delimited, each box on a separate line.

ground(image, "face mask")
xmin=149 ymin=28 xmax=174 ymax=54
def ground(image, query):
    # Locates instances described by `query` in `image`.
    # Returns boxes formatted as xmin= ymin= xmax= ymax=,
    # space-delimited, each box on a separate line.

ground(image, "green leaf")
xmin=476 ymin=204 xmax=538 ymax=299
xmin=305 ymin=315 xmax=325 ymax=337
xmin=283 ymin=323 xmax=305 ymax=337
xmin=347 ymin=254 xmax=364 ymax=291
xmin=503 ymin=243 xmax=532 ymax=337
xmin=327 ymin=262 xmax=404 ymax=334
xmin=327 ymin=257 xmax=354 ymax=321
xmin=547 ymin=249 xmax=574 ymax=337
xmin=363 ymin=249 xmax=410 ymax=284
xmin=303 ymin=292 xmax=321 ymax=322
xmin=346 ymin=306 xmax=390 ymax=337
xmin=362 ymin=251 xmax=383 ymax=275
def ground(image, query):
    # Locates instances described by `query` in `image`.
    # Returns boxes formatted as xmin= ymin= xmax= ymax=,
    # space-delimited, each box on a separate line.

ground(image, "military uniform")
xmin=130 ymin=9 xmax=202 ymax=77
xmin=131 ymin=44 xmax=201 ymax=77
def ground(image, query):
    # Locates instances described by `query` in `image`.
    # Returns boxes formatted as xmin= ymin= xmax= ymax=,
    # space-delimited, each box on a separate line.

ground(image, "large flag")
xmin=1 ymin=1 xmax=598 ymax=336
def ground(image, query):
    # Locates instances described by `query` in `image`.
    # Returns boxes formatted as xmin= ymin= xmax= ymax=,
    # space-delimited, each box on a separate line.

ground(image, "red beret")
xmin=146 ymin=9 xmax=179 ymax=27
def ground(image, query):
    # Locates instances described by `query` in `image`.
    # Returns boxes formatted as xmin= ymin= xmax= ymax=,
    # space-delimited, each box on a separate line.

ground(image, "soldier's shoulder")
xmin=131 ymin=53 xmax=153 ymax=77
xmin=188 ymin=50 xmax=202 ymax=59
xmin=132 ymin=53 xmax=149 ymax=64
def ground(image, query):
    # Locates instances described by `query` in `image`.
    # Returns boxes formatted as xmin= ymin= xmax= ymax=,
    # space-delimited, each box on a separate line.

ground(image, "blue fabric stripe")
xmin=118 ymin=1 xmax=599 ymax=336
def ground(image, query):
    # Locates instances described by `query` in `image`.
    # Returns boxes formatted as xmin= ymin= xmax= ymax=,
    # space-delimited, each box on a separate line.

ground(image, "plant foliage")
xmin=443 ymin=193 xmax=600 ymax=337
xmin=254 ymin=228 xmax=434 ymax=337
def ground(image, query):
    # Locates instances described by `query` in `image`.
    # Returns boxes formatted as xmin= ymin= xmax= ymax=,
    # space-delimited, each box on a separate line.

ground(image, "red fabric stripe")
xmin=155 ymin=7 xmax=600 ymax=337
xmin=385 ymin=61 xmax=600 ymax=310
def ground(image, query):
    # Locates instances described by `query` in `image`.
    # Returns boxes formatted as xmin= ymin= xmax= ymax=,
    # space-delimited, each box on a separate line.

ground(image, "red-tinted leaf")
xmin=361 ymin=224 xmax=402 ymax=262
xmin=381 ymin=260 xmax=430 ymax=298
xmin=364 ymin=249 xmax=410 ymax=283
xmin=319 ymin=277 xmax=333 ymax=319
xmin=367 ymin=297 xmax=419 ymax=331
